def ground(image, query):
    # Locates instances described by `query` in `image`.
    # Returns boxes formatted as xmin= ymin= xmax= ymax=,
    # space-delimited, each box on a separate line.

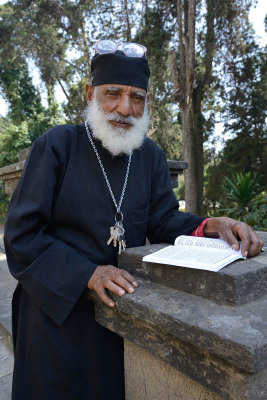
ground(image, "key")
xmin=107 ymin=226 xmax=116 ymax=246
xmin=113 ymin=224 xmax=120 ymax=247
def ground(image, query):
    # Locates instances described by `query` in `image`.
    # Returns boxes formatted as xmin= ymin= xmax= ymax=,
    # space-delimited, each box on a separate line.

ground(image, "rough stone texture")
xmin=0 ymin=253 xmax=17 ymax=335
xmin=87 ymin=234 xmax=267 ymax=400
xmin=0 ymin=374 xmax=13 ymax=400
xmin=0 ymin=323 xmax=14 ymax=399
xmin=0 ymin=161 xmax=25 ymax=195
xmin=118 ymin=232 xmax=267 ymax=306
xmin=124 ymin=339 xmax=223 ymax=400
xmin=0 ymin=226 xmax=14 ymax=399
xmin=95 ymin=303 xmax=248 ymax=400
xmin=93 ymin=296 xmax=266 ymax=399
xmin=18 ymin=147 xmax=30 ymax=162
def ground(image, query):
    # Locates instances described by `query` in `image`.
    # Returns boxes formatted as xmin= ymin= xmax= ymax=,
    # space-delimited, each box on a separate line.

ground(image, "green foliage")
xmin=134 ymin=4 xmax=182 ymax=159
xmin=224 ymin=172 xmax=260 ymax=215
xmin=0 ymin=118 xmax=31 ymax=166
xmin=0 ymin=0 xmax=266 ymax=217
xmin=241 ymin=196 xmax=267 ymax=231
xmin=221 ymin=172 xmax=267 ymax=229
xmin=0 ymin=60 xmax=44 ymax=124
xmin=0 ymin=100 xmax=65 ymax=167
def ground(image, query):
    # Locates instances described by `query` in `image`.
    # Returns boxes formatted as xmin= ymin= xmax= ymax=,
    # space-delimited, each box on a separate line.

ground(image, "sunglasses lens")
xmin=96 ymin=40 xmax=117 ymax=54
xmin=123 ymin=43 xmax=145 ymax=57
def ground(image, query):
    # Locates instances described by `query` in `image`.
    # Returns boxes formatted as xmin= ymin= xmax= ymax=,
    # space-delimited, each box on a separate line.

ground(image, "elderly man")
xmin=4 ymin=40 xmax=262 ymax=400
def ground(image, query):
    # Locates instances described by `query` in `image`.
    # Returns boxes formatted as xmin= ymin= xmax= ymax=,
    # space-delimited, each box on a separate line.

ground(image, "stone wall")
xmin=88 ymin=232 xmax=267 ymax=400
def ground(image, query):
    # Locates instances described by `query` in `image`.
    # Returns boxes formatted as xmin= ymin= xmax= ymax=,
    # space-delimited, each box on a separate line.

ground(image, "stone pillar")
xmin=167 ymin=160 xmax=188 ymax=188
xmin=0 ymin=148 xmax=30 ymax=195
xmin=87 ymin=232 xmax=267 ymax=400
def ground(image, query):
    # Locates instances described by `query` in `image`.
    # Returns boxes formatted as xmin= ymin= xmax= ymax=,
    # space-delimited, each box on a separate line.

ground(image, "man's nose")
xmin=116 ymin=95 xmax=132 ymax=116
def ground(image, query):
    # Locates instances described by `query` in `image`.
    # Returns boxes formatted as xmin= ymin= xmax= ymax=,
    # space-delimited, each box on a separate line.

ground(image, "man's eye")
xmin=133 ymin=95 xmax=145 ymax=102
xmin=107 ymin=91 xmax=119 ymax=97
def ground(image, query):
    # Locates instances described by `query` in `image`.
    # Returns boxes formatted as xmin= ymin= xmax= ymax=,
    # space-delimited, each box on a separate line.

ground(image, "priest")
xmin=4 ymin=40 xmax=263 ymax=400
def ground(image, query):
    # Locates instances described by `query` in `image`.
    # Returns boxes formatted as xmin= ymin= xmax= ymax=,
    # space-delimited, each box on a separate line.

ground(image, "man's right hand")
xmin=87 ymin=265 xmax=138 ymax=307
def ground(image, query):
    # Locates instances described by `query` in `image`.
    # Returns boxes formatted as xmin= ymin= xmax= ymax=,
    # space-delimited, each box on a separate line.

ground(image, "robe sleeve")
xmin=4 ymin=133 xmax=98 ymax=326
xmin=147 ymin=149 xmax=205 ymax=244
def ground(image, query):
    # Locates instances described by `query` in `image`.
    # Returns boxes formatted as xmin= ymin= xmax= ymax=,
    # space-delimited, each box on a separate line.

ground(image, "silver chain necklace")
xmin=84 ymin=121 xmax=132 ymax=253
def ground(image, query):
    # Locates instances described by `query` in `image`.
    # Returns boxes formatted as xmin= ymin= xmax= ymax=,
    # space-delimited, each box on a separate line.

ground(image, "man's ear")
xmin=85 ymin=83 xmax=94 ymax=103
xmin=146 ymin=92 xmax=150 ymax=103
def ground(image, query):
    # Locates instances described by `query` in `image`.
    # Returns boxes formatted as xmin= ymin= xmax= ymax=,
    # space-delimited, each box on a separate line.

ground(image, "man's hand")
xmin=203 ymin=217 xmax=263 ymax=257
xmin=87 ymin=265 xmax=138 ymax=308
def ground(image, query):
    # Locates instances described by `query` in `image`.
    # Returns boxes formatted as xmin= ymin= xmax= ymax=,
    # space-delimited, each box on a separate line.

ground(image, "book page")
xmin=152 ymin=246 xmax=234 ymax=264
xmin=174 ymin=235 xmax=232 ymax=250
xmin=143 ymin=237 xmax=245 ymax=272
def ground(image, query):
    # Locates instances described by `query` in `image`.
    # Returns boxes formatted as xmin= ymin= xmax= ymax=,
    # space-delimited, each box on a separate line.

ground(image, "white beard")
xmin=84 ymin=94 xmax=150 ymax=156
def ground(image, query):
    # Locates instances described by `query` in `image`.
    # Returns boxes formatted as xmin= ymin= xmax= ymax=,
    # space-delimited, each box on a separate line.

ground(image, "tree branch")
xmin=123 ymin=0 xmax=132 ymax=41
xmin=203 ymin=0 xmax=215 ymax=86
xmin=176 ymin=0 xmax=186 ymax=92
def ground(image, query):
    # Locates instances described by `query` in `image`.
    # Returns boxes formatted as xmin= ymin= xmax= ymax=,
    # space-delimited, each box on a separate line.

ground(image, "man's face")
xmin=86 ymin=83 xmax=148 ymax=125
xmin=84 ymin=83 xmax=150 ymax=156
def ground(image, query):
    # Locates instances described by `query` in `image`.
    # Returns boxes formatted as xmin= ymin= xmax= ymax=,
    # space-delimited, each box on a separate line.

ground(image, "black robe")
xmin=4 ymin=124 xmax=205 ymax=400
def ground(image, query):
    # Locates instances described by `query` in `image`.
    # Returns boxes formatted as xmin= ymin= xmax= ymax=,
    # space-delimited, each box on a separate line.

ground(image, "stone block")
xmin=87 ymin=234 xmax=267 ymax=399
xmin=91 ymin=288 xmax=266 ymax=400
xmin=124 ymin=339 xmax=222 ymax=400
xmin=118 ymin=232 xmax=267 ymax=305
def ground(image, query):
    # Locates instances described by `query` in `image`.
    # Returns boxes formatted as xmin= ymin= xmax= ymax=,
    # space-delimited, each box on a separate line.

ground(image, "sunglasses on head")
xmin=95 ymin=39 xmax=147 ymax=58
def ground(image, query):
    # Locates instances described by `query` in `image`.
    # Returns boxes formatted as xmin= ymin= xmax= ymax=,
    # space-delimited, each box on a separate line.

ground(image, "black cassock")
xmin=4 ymin=124 xmax=204 ymax=400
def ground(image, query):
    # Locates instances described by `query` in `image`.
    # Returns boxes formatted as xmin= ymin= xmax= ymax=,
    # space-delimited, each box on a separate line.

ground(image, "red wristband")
xmin=190 ymin=218 xmax=210 ymax=237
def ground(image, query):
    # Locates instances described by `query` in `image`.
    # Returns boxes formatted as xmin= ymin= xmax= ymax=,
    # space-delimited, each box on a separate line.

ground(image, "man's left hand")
xmin=203 ymin=217 xmax=263 ymax=257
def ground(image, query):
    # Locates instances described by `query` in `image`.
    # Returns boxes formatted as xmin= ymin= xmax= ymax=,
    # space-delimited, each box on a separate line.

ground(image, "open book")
xmin=142 ymin=236 xmax=246 ymax=272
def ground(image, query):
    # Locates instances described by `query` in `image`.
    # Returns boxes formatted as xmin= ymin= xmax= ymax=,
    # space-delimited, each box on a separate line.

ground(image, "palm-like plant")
xmin=223 ymin=172 xmax=261 ymax=218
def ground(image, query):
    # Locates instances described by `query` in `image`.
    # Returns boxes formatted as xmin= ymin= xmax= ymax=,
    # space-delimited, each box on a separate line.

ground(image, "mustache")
xmin=104 ymin=112 xmax=138 ymax=125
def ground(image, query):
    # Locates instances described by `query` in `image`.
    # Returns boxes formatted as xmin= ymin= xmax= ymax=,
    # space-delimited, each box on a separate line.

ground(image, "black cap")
xmin=91 ymin=50 xmax=150 ymax=91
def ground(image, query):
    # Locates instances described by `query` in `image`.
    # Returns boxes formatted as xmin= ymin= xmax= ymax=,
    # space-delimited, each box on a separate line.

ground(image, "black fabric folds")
xmin=4 ymin=124 xmax=205 ymax=399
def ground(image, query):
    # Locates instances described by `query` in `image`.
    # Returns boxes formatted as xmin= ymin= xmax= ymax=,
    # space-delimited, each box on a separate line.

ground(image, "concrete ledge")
xmin=88 ymin=280 xmax=266 ymax=373
xmin=95 ymin=302 xmax=267 ymax=400
xmin=87 ymin=232 xmax=267 ymax=400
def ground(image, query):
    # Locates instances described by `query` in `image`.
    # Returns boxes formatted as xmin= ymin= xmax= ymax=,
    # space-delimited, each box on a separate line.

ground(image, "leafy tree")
xmin=134 ymin=3 xmax=183 ymax=160
xmin=204 ymin=34 xmax=266 ymax=214
xmin=169 ymin=0 xmax=259 ymax=214
xmin=0 ymin=59 xmax=44 ymax=124
xmin=221 ymin=41 xmax=267 ymax=187
xmin=0 ymin=0 xmax=265 ymax=219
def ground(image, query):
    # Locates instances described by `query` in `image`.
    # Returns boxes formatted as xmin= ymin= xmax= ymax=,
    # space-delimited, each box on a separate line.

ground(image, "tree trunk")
xmin=174 ymin=0 xmax=215 ymax=215
xmin=176 ymin=0 xmax=202 ymax=214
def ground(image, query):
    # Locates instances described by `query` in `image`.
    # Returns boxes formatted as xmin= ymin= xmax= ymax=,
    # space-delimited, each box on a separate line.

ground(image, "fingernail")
xmin=109 ymin=302 xmax=115 ymax=307
xmin=129 ymin=287 xmax=134 ymax=293
xmin=133 ymin=281 xmax=138 ymax=287
xmin=119 ymin=289 xmax=125 ymax=295
xmin=232 ymin=244 xmax=237 ymax=251
xmin=244 ymin=251 xmax=248 ymax=258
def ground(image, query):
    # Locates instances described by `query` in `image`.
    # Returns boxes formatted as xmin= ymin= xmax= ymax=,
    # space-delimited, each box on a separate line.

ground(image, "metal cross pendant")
xmin=106 ymin=212 xmax=126 ymax=254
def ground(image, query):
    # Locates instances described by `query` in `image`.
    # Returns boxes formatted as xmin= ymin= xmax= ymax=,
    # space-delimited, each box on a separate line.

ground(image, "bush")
xmin=241 ymin=194 xmax=267 ymax=231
